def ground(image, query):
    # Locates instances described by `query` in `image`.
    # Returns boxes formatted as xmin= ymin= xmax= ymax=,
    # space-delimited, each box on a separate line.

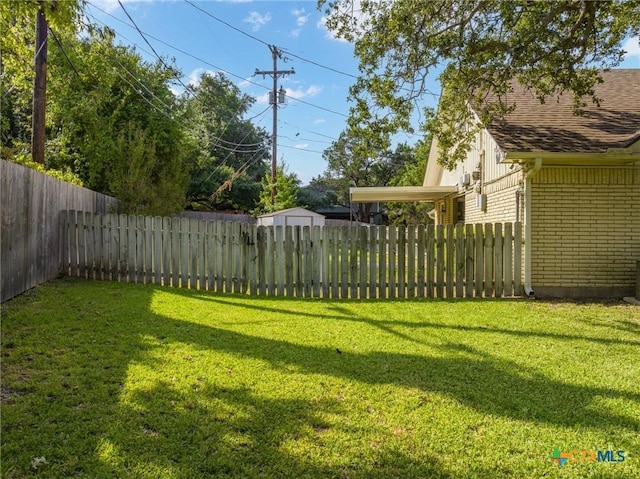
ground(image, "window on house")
xmin=455 ymin=197 xmax=465 ymax=224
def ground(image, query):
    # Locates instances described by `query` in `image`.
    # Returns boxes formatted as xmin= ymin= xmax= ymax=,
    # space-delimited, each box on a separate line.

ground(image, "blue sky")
xmin=85 ymin=0 xmax=394 ymax=186
xmin=86 ymin=1 xmax=639 ymax=186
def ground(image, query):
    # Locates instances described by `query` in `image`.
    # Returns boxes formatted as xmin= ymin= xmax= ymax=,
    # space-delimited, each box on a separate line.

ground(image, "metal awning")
xmin=349 ymin=186 xmax=457 ymax=203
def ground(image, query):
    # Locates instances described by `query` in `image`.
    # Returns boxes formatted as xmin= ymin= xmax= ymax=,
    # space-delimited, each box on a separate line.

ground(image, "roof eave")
xmin=500 ymin=149 xmax=640 ymax=166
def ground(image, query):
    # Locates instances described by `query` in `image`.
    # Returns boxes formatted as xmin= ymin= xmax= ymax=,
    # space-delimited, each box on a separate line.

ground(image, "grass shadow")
xmin=2 ymin=279 xmax=639 ymax=478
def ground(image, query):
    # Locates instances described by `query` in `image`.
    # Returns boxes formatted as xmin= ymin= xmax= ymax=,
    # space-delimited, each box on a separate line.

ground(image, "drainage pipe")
xmin=524 ymin=157 xmax=542 ymax=296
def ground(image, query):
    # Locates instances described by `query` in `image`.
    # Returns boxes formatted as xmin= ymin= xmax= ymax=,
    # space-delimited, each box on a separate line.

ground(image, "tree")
xmin=2 ymin=4 xmax=191 ymax=216
xmin=320 ymin=0 xmax=640 ymax=169
xmin=256 ymin=163 xmax=300 ymax=214
xmin=1 ymin=0 xmax=83 ymax=158
xmin=322 ymin=130 xmax=409 ymax=222
xmin=182 ymin=72 xmax=270 ymax=212
xmin=45 ymin=28 xmax=190 ymax=214
xmin=297 ymin=182 xmax=338 ymax=211
xmin=387 ymin=138 xmax=433 ymax=225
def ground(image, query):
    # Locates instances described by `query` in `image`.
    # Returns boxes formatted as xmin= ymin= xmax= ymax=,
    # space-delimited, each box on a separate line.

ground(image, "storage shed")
xmin=256 ymin=207 xmax=326 ymax=227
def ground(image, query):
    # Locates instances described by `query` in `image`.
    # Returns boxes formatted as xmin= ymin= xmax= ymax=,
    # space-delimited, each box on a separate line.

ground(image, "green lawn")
xmin=1 ymin=278 xmax=639 ymax=478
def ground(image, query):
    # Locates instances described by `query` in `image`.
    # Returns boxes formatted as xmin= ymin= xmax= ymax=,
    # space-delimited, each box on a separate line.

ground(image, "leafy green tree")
xmin=297 ymin=183 xmax=338 ymax=211
xmin=107 ymin=127 xmax=188 ymax=217
xmin=2 ymin=3 xmax=190 ymax=216
xmin=1 ymin=0 xmax=83 ymax=156
xmin=320 ymin=0 xmax=640 ymax=169
xmin=182 ymin=72 xmax=269 ymax=211
xmin=322 ymin=130 xmax=410 ymax=222
xmin=256 ymin=163 xmax=300 ymax=214
xmin=387 ymin=138 xmax=434 ymax=225
xmin=45 ymin=28 xmax=190 ymax=214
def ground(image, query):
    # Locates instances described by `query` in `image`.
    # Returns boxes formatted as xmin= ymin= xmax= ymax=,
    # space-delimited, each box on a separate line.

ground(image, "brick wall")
xmin=531 ymin=166 xmax=640 ymax=296
xmin=463 ymin=171 xmax=523 ymax=225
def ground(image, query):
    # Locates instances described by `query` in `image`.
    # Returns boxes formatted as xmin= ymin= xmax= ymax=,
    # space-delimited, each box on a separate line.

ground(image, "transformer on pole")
xmin=255 ymin=45 xmax=295 ymax=206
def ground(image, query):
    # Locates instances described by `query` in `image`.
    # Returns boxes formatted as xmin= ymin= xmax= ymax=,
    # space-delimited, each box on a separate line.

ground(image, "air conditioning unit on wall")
xmin=459 ymin=172 xmax=471 ymax=188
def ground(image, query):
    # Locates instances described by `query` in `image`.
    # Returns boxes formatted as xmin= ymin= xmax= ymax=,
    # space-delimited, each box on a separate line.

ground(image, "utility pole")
xmin=32 ymin=7 xmax=48 ymax=164
xmin=255 ymin=45 xmax=294 ymax=206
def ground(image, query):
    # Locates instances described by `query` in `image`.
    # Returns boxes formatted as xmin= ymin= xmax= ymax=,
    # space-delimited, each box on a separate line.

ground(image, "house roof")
xmin=485 ymin=69 xmax=640 ymax=154
xmin=257 ymin=207 xmax=325 ymax=218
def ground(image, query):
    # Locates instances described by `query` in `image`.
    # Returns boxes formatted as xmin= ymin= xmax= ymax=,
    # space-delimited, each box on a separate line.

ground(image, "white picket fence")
xmin=64 ymin=211 xmax=522 ymax=299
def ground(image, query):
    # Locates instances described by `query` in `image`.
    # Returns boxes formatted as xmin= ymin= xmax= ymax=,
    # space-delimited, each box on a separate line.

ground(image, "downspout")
xmin=524 ymin=157 xmax=542 ymax=296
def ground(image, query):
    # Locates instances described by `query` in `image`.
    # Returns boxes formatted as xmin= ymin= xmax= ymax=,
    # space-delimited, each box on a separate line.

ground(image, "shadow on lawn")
xmin=199 ymin=294 xmax=640 ymax=348
xmin=2 ymin=281 xmax=639 ymax=478
xmin=139 ymin=295 xmax=640 ymax=434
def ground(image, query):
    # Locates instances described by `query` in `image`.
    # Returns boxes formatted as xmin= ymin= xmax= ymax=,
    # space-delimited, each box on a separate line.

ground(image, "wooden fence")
xmin=0 ymin=160 xmax=117 ymax=302
xmin=64 ymin=211 xmax=522 ymax=299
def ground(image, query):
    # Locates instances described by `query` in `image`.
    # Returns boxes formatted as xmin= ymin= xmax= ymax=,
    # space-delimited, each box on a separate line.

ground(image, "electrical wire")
xmin=49 ymin=28 xmax=81 ymax=78
xmin=277 ymin=144 xmax=328 ymax=155
xmin=82 ymin=11 xmax=272 ymax=152
xmin=86 ymin=2 xmax=350 ymax=118
xmin=281 ymin=121 xmax=339 ymax=141
xmin=117 ymin=0 xmax=195 ymax=96
xmin=184 ymin=0 xmax=270 ymax=47
xmin=185 ymin=0 xmax=358 ymax=80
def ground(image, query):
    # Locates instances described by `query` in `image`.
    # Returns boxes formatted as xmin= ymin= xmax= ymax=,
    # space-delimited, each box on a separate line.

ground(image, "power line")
xmin=117 ymin=0 xmax=194 ymax=96
xmin=49 ymin=28 xmax=80 ymax=78
xmin=282 ymin=121 xmax=339 ymax=141
xmin=83 ymin=14 xmax=269 ymax=152
xmin=279 ymin=49 xmax=358 ymax=79
xmin=185 ymin=0 xmax=358 ymax=80
xmin=279 ymin=134 xmax=333 ymax=145
xmin=287 ymin=95 xmax=348 ymax=117
xmin=277 ymin=144 xmax=328 ymax=155
xmin=86 ymin=3 xmax=350 ymax=119
xmin=184 ymin=0 xmax=270 ymax=48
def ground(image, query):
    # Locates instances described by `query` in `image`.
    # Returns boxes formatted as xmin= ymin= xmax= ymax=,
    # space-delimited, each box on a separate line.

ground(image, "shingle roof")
xmin=484 ymin=69 xmax=640 ymax=153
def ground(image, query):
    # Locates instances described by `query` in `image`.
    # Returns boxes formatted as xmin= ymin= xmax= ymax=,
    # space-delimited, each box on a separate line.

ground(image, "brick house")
xmin=352 ymin=69 xmax=640 ymax=298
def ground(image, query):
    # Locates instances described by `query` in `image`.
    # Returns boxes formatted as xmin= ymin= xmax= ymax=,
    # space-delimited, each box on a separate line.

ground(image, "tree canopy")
xmin=320 ymin=0 xmax=640 ymax=169
xmin=182 ymin=72 xmax=270 ymax=212
xmin=322 ymin=129 xmax=413 ymax=222
xmin=2 ymin=1 xmax=272 ymax=216
xmin=256 ymin=163 xmax=301 ymax=214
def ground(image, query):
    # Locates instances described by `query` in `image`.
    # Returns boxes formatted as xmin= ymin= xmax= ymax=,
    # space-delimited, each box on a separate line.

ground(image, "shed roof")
xmin=257 ymin=207 xmax=325 ymax=218
xmin=484 ymin=69 xmax=640 ymax=154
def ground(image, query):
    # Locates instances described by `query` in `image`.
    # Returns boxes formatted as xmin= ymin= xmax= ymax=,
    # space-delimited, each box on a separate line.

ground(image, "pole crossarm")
xmin=254 ymin=45 xmax=295 ymax=206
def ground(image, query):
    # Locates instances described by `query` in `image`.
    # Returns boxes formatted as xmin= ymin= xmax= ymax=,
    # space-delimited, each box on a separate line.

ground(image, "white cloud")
xmin=244 ymin=11 xmax=272 ymax=32
xmin=255 ymin=91 xmax=270 ymax=104
xmin=255 ymin=85 xmax=322 ymax=105
xmin=317 ymin=16 xmax=349 ymax=43
xmin=187 ymin=68 xmax=220 ymax=87
xmin=623 ymin=36 xmax=640 ymax=60
xmin=237 ymin=77 xmax=253 ymax=88
xmin=313 ymin=118 xmax=326 ymax=125
xmin=289 ymin=8 xmax=310 ymax=38
xmin=293 ymin=143 xmax=309 ymax=149
xmin=285 ymin=85 xmax=322 ymax=100
xmin=292 ymin=8 xmax=310 ymax=27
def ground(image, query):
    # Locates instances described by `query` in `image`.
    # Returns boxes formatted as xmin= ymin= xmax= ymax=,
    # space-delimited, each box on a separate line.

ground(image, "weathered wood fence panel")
xmin=0 ymin=160 xmax=117 ymax=302
xmin=64 ymin=212 xmax=523 ymax=299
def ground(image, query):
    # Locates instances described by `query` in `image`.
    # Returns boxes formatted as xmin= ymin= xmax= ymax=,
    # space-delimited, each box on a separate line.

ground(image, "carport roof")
xmin=349 ymin=186 xmax=457 ymax=203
